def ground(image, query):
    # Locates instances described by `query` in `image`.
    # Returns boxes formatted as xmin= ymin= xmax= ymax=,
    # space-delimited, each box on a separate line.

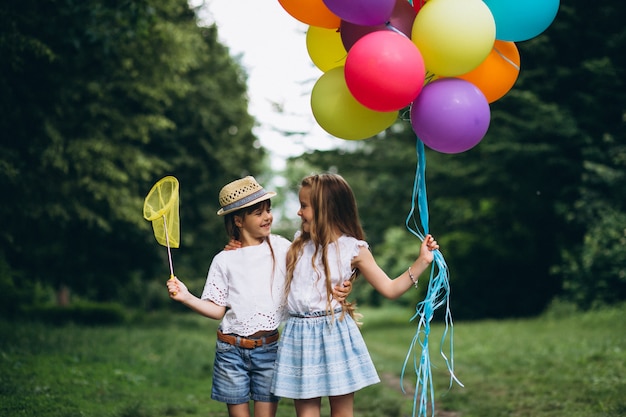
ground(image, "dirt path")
xmin=379 ymin=372 xmax=461 ymax=417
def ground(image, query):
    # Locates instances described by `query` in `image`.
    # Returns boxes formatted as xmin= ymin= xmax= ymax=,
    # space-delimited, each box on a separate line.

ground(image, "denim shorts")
xmin=211 ymin=339 xmax=280 ymax=404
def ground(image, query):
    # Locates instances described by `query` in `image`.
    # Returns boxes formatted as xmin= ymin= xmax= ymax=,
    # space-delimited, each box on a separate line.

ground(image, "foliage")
xmin=557 ymin=113 xmax=626 ymax=307
xmin=516 ymin=1 xmax=626 ymax=310
xmin=0 ymin=252 xmax=37 ymax=318
xmin=1 ymin=305 xmax=624 ymax=417
xmin=0 ymin=0 xmax=624 ymax=319
xmin=23 ymin=301 xmax=128 ymax=325
xmin=0 ymin=0 xmax=266 ymax=307
xmin=282 ymin=0 xmax=626 ymax=317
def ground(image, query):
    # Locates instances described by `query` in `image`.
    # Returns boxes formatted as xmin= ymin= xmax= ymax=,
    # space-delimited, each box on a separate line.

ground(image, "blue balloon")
xmin=484 ymin=0 xmax=560 ymax=42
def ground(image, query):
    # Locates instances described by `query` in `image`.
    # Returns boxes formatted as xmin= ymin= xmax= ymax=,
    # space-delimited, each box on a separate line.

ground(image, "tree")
xmin=0 ymin=0 xmax=266 ymax=308
xmin=540 ymin=2 xmax=626 ymax=308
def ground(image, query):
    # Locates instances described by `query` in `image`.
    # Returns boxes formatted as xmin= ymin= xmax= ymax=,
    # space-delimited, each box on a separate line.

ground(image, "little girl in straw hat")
xmin=166 ymin=176 xmax=350 ymax=417
xmin=269 ymin=173 xmax=439 ymax=417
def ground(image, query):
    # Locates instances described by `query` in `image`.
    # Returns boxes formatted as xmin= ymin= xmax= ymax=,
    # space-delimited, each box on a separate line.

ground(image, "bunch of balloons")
xmin=279 ymin=0 xmax=559 ymax=153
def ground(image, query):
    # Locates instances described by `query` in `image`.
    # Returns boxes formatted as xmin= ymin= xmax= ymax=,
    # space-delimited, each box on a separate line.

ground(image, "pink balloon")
xmin=323 ymin=0 xmax=395 ymax=26
xmin=340 ymin=0 xmax=417 ymax=51
xmin=345 ymin=31 xmax=425 ymax=112
xmin=410 ymin=78 xmax=490 ymax=154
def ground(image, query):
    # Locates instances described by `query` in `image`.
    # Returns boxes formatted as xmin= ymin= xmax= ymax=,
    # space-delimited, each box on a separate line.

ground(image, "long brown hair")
xmin=286 ymin=173 xmax=365 ymax=322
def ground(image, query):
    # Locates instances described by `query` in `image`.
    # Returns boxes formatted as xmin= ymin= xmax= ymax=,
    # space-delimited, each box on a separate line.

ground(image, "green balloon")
xmin=311 ymin=67 xmax=398 ymax=140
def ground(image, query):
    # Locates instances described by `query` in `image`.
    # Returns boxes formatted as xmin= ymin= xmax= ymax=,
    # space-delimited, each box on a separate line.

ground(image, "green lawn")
xmin=1 ymin=304 xmax=624 ymax=417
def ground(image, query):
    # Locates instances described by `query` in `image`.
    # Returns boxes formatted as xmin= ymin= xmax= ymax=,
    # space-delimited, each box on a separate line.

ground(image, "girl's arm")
xmin=352 ymin=234 xmax=438 ymax=300
xmin=167 ymin=276 xmax=227 ymax=320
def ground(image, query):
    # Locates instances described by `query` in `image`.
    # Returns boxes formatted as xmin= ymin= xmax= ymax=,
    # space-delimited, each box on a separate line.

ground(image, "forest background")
xmin=0 ymin=0 xmax=624 ymax=322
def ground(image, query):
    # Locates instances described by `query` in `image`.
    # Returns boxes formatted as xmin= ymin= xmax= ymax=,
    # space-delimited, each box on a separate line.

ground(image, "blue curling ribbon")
xmin=401 ymin=138 xmax=463 ymax=417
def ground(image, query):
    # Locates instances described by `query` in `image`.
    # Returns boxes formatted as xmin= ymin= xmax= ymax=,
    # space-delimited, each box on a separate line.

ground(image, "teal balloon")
xmin=484 ymin=0 xmax=560 ymax=42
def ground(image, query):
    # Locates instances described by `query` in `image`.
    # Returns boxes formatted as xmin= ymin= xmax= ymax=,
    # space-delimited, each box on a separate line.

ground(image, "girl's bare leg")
xmin=253 ymin=401 xmax=278 ymax=417
xmin=329 ymin=393 xmax=354 ymax=417
xmin=227 ymin=402 xmax=250 ymax=417
xmin=294 ymin=397 xmax=322 ymax=417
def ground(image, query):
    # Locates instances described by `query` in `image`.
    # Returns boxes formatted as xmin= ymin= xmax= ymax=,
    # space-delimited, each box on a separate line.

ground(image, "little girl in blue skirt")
xmin=271 ymin=173 xmax=439 ymax=417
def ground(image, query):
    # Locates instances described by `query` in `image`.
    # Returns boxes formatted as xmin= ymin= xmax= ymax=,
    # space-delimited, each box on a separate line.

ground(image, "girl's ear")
xmin=234 ymin=215 xmax=243 ymax=228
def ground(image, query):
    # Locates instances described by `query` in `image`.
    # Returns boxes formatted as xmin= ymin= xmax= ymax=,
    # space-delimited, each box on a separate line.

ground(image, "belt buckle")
xmin=238 ymin=336 xmax=259 ymax=349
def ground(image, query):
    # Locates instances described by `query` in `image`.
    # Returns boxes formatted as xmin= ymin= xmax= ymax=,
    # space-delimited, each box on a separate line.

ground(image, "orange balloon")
xmin=278 ymin=0 xmax=340 ymax=29
xmin=456 ymin=40 xmax=521 ymax=103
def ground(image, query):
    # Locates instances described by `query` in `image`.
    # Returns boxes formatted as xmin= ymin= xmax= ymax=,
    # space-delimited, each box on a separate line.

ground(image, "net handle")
xmin=162 ymin=215 xmax=175 ymax=278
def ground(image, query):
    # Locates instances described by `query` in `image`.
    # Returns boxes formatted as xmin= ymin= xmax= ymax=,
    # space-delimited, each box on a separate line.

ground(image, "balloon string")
xmin=494 ymin=46 xmax=520 ymax=71
xmin=424 ymin=71 xmax=437 ymax=85
xmin=385 ymin=22 xmax=409 ymax=39
xmin=162 ymin=215 xmax=175 ymax=278
xmin=401 ymin=138 xmax=463 ymax=417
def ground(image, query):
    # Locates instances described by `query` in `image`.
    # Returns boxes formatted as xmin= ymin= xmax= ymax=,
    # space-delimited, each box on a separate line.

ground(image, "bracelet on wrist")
xmin=408 ymin=267 xmax=418 ymax=289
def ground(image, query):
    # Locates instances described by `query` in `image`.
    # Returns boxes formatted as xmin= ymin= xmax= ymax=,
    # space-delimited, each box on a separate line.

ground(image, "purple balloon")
xmin=410 ymin=78 xmax=491 ymax=154
xmin=340 ymin=0 xmax=416 ymax=51
xmin=323 ymin=0 xmax=395 ymax=26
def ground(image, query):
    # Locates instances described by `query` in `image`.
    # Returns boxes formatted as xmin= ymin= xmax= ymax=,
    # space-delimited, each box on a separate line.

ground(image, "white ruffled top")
xmin=201 ymin=234 xmax=291 ymax=336
xmin=287 ymin=234 xmax=368 ymax=314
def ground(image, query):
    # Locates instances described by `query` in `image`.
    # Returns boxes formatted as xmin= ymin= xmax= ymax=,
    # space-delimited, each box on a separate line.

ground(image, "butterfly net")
xmin=143 ymin=176 xmax=180 ymax=248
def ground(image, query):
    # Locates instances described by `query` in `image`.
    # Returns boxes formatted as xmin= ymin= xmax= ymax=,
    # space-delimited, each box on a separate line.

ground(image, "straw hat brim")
xmin=217 ymin=191 xmax=276 ymax=216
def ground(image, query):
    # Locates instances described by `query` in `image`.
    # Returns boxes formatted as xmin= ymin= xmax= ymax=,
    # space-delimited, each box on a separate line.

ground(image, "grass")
xmin=362 ymin=304 xmax=626 ymax=417
xmin=1 ymin=304 xmax=625 ymax=417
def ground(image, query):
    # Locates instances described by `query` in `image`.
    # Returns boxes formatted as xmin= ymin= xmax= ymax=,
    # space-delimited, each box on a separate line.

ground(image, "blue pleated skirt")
xmin=271 ymin=310 xmax=380 ymax=399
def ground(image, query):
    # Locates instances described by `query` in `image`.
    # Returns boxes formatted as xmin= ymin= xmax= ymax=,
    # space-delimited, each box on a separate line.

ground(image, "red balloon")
xmin=340 ymin=0 xmax=417 ymax=51
xmin=345 ymin=31 xmax=425 ymax=112
xmin=412 ymin=0 xmax=426 ymax=14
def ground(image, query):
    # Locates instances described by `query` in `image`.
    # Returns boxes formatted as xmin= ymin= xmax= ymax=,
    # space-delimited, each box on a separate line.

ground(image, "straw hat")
xmin=217 ymin=176 xmax=276 ymax=216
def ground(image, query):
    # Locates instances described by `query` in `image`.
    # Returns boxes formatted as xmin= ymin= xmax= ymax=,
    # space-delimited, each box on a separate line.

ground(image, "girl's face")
xmin=235 ymin=205 xmax=273 ymax=245
xmin=297 ymin=186 xmax=313 ymax=233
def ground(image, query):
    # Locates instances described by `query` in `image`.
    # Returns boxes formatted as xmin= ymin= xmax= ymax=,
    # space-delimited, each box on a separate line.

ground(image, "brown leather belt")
xmin=217 ymin=330 xmax=279 ymax=349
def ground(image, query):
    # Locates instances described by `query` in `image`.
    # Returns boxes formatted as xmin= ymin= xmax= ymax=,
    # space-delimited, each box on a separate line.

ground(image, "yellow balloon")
xmin=306 ymin=26 xmax=347 ymax=72
xmin=412 ymin=0 xmax=495 ymax=76
xmin=311 ymin=67 xmax=398 ymax=140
